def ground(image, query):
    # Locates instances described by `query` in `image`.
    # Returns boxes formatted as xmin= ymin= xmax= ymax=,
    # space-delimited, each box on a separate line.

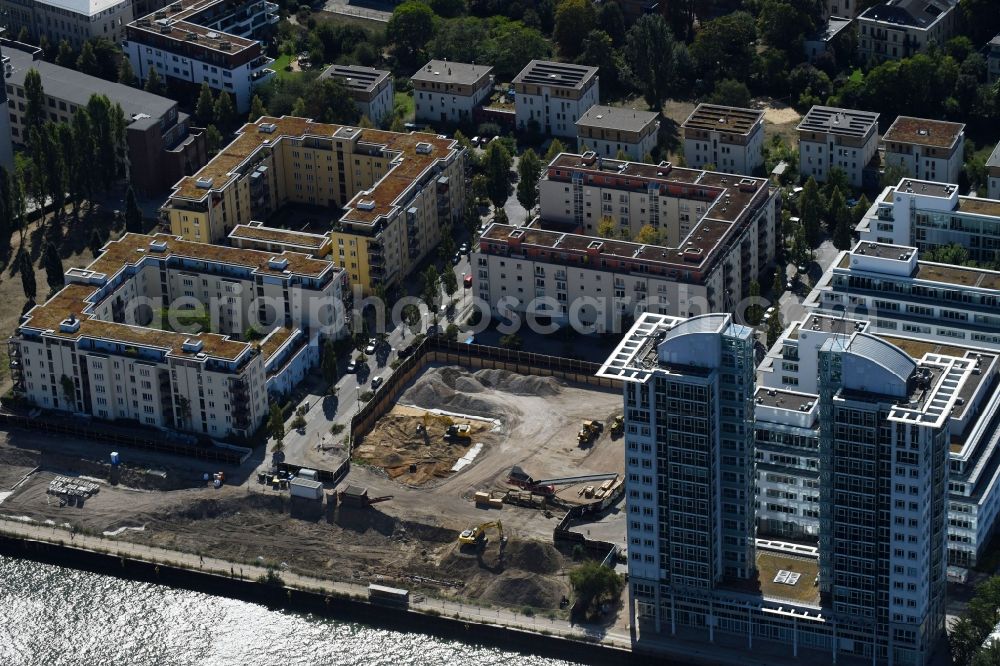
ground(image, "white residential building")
xmin=856 ymin=178 xmax=1000 ymax=265
xmin=411 ymin=60 xmax=492 ymax=125
xmin=319 ymin=64 xmax=394 ymax=125
xmin=797 ymin=105 xmax=879 ymax=188
xmin=575 ymin=105 xmax=658 ymax=161
xmin=8 ymin=233 xmax=347 ymax=437
xmin=123 ymin=0 xmax=277 ymax=112
xmin=882 ymin=116 xmax=964 ymax=185
xmin=0 ymin=0 xmax=133 ymax=49
xmin=681 ymin=103 xmax=765 ymax=175
xmin=513 ymin=60 xmax=599 ymax=138
xmin=857 ymin=0 xmax=958 ymax=62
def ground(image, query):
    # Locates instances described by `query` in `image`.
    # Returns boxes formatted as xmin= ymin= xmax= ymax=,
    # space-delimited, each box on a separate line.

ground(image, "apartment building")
xmin=856 ymin=178 xmax=1000 ymax=265
xmin=987 ymin=141 xmax=1000 ymax=200
xmin=123 ymin=0 xmax=277 ymax=112
xmin=228 ymin=222 xmax=331 ymax=258
xmin=602 ymin=311 xmax=953 ymax=665
xmin=0 ymin=40 xmax=12 ymax=170
xmin=575 ymin=105 xmax=658 ymax=161
xmin=411 ymin=60 xmax=492 ymax=125
xmin=0 ymin=0 xmax=134 ymax=49
xmin=882 ymin=116 xmax=964 ymax=185
xmin=2 ymin=40 xmax=207 ymax=194
xmin=681 ymin=103 xmax=765 ymax=175
xmin=8 ymin=233 xmax=346 ymax=438
xmin=825 ymin=0 xmax=861 ymax=18
xmin=513 ymin=60 xmax=599 ymax=138
xmin=797 ymin=105 xmax=879 ymax=188
xmin=989 ymin=35 xmax=1000 ymax=84
xmin=857 ymin=0 xmax=958 ymax=62
xmin=161 ymin=116 xmax=466 ymax=295
xmin=471 ymin=153 xmax=779 ymax=329
xmin=319 ymin=64 xmax=394 ymax=126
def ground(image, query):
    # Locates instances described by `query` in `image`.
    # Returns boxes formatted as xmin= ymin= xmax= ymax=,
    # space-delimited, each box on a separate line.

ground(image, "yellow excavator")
xmin=458 ymin=520 xmax=503 ymax=546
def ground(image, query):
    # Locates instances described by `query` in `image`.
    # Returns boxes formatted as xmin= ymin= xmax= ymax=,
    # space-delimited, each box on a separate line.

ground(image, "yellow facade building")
xmin=161 ymin=116 xmax=467 ymax=294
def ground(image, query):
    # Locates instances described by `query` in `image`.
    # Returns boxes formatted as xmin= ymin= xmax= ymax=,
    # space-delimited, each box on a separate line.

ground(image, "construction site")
xmin=0 ymin=365 xmax=627 ymax=616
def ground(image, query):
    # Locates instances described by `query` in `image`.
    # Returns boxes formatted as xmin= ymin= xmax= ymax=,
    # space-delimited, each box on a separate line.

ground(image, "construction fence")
xmin=349 ymin=337 xmax=622 ymax=445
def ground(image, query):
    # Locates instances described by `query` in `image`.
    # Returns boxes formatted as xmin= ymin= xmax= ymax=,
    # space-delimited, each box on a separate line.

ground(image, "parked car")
xmin=452 ymin=252 xmax=461 ymax=265
xmin=364 ymin=338 xmax=377 ymax=354
xmin=459 ymin=243 xmax=468 ymax=254
xmin=346 ymin=359 xmax=357 ymax=373
xmin=463 ymin=273 xmax=473 ymax=289
xmin=371 ymin=376 xmax=384 ymax=391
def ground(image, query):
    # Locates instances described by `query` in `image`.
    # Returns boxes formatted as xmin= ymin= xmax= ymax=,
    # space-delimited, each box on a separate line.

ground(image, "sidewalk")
xmin=0 ymin=517 xmax=630 ymax=650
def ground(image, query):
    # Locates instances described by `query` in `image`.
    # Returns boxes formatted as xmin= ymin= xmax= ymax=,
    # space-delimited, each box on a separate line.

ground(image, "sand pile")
xmin=504 ymin=540 xmax=562 ymax=574
xmin=401 ymin=366 xmax=563 ymax=417
xmin=481 ymin=572 xmax=567 ymax=608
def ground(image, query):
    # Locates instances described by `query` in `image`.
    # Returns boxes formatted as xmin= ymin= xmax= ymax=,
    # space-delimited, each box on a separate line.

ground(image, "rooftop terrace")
xmin=129 ymin=0 xmax=259 ymax=53
xmin=883 ymin=116 xmax=964 ymax=150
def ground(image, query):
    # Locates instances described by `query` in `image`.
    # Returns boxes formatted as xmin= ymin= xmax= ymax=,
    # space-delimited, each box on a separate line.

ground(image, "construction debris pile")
xmin=47 ymin=475 xmax=100 ymax=500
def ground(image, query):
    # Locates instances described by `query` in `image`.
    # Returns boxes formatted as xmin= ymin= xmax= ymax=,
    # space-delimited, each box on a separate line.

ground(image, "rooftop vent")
xmin=357 ymin=199 xmax=376 ymax=211
xmin=259 ymin=122 xmax=277 ymax=133
xmin=218 ymin=41 xmax=232 ymax=51
xmin=158 ymin=23 xmax=172 ymax=33
xmin=415 ymin=142 xmax=432 ymax=154
xmin=195 ymin=177 xmax=213 ymax=189
xmin=206 ymin=31 xmax=219 ymax=39
xmin=181 ymin=338 xmax=204 ymax=354
xmin=268 ymin=256 xmax=289 ymax=271
xmin=59 ymin=313 xmax=80 ymax=334
xmin=149 ymin=239 xmax=168 ymax=252
xmin=184 ymin=32 xmax=198 ymax=41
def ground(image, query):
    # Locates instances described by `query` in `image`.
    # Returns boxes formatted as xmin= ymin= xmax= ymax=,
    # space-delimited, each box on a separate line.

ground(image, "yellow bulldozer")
xmin=610 ymin=415 xmax=624 ymax=437
xmin=577 ymin=420 xmax=603 ymax=444
xmin=458 ymin=520 xmax=503 ymax=547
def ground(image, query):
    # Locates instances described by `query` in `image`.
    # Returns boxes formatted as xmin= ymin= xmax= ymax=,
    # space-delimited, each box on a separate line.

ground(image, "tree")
xmin=569 ymin=562 xmax=623 ymax=616
xmin=553 ymin=0 xmax=595 ymax=59
xmin=23 ymin=69 xmax=45 ymax=143
xmin=595 ymin=1 xmax=625 ymax=46
xmin=40 ymin=123 xmax=66 ymax=222
xmin=89 ymin=229 xmax=104 ymax=257
xmin=0 ymin=167 xmax=10 ymax=243
xmin=70 ymin=109 xmax=95 ymax=207
xmin=18 ymin=249 xmax=36 ymax=302
xmin=42 ymin=241 xmax=64 ymax=291
xmin=924 ymin=243 xmax=970 ymax=266
xmin=625 ymin=15 xmax=676 ymax=111
xmin=483 ymin=140 xmax=512 ymax=210
xmin=445 ymin=323 xmax=459 ymax=340
xmin=118 ymin=57 xmax=136 ymax=86
xmin=143 ymin=67 xmax=165 ymax=95
xmin=387 ymin=1 xmax=436 ymax=67
xmin=636 ymin=224 xmax=660 ymax=244
xmin=766 ymin=309 xmax=785 ymax=347
xmin=772 ymin=268 xmax=784 ymax=300
xmin=321 ymin=338 xmax=338 ymax=384
xmin=248 ymin=94 xmax=266 ymax=122
xmin=421 ymin=265 xmax=440 ymax=313
xmin=205 ymin=125 xmax=223 ymax=154
xmin=268 ymin=402 xmax=285 ymax=444
xmin=691 ymin=11 xmax=756 ymax=86
xmin=402 ymin=303 xmax=421 ymax=335
xmin=544 ymin=139 xmax=565 ymax=163
xmin=710 ymin=79 xmax=751 ymax=108
xmin=499 ymin=333 xmax=522 ymax=350
xmin=757 ymin=0 xmax=822 ymax=54
xmin=745 ymin=279 xmax=763 ymax=325
xmin=441 ymin=269 xmax=458 ymax=298
xmin=799 ymin=177 xmax=824 ymax=246
xmin=195 ymin=82 xmax=215 ymax=125
xmin=516 ymin=149 xmax=541 ymax=218
xmin=214 ymin=91 xmax=236 ymax=131
xmin=850 ymin=194 xmax=871 ymax=224
xmin=56 ymin=40 xmax=75 ymax=68
xmin=76 ymin=41 xmax=99 ymax=76
xmin=124 ymin=185 xmax=143 ymax=234
xmin=428 ymin=0 xmax=465 ymax=17
xmin=951 ymin=576 xmax=1000 ymax=666
xmin=829 ymin=187 xmax=852 ymax=250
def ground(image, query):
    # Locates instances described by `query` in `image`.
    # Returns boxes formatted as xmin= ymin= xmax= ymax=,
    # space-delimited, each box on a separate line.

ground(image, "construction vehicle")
xmin=337 ymin=485 xmax=392 ymax=508
xmin=458 ymin=520 xmax=503 ymax=547
xmin=507 ymin=466 xmax=556 ymax=496
xmin=577 ymin=420 xmax=602 ymax=444
xmin=445 ymin=423 xmax=472 ymax=441
xmin=610 ymin=415 xmax=624 ymax=437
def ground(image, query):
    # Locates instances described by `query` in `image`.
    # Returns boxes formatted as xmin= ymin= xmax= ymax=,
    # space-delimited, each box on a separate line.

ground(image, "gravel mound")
xmin=481 ymin=572 xmax=566 ymax=608
xmin=473 ymin=369 xmax=563 ymax=396
xmin=401 ymin=366 xmax=563 ymax=417
xmin=504 ymin=540 xmax=562 ymax=574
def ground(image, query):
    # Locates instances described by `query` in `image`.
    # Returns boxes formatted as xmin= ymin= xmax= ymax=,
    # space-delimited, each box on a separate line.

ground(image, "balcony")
xmin=251 ymin=68 xmax=275 ymax=83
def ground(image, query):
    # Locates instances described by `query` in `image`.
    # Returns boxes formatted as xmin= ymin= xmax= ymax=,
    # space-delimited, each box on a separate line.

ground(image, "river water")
xmin=0 ymin=556 xmax=579 ymax=666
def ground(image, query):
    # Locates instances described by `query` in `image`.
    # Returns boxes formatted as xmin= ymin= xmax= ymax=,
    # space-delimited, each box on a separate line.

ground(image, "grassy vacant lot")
xmin=394 ymin=91 xmax=414 ymax=123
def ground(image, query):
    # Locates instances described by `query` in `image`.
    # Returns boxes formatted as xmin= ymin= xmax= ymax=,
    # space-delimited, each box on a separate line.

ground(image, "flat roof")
xmin=797 ymin=105 xmax=878 ymax=138
xmin=319 ymin=64 xmax=390 ymax=93
xmin=229 ymin=223 xmax=328 ymax=251
xmin=956 ymin=197 xmax=1000 ymax=218
xmin=512 ymin=59 xmax=598 ymax=90
xmin=851 ymin=240 xmax=917 ymax=259
xmin=576 ymin=105 xmax=658 ymax=132
xmin=836 ymin=248 xmax=1000 ymax=290
xmin=859 ymin=0 xmax=954 ymax=29
xmin=791 ymin=313 xmax=868 ymax=339
xmin=129 ymin=0 xmax=258 ymax=53
xmin=895 ymin=179 xmax=958 ymax=198
xmin=411 ymin=59 xmax=491 ymax=86
xmin=3 ymin=45 xmax=175 ymax=123
xmin=755 ymin=550 xmax=821 ymax=606
xmin=884 ymin=116 xmax=964 ymax=149
xmin=169 ymin=117 xmax=459 ymax=229
xmin=755 ymin=387 xmax=817 ymax=410
xmin=34 ymin=0 xmax=123 ymax=16
xmin=682 ymin=103 xmax=764 ymax=135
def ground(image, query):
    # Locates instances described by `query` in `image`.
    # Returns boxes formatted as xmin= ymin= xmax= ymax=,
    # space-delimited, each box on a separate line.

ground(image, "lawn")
xmin=272 ymin=53 xmax=295 ymax=80
xmin=394 ymin=91 xmax=414 ymax=123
